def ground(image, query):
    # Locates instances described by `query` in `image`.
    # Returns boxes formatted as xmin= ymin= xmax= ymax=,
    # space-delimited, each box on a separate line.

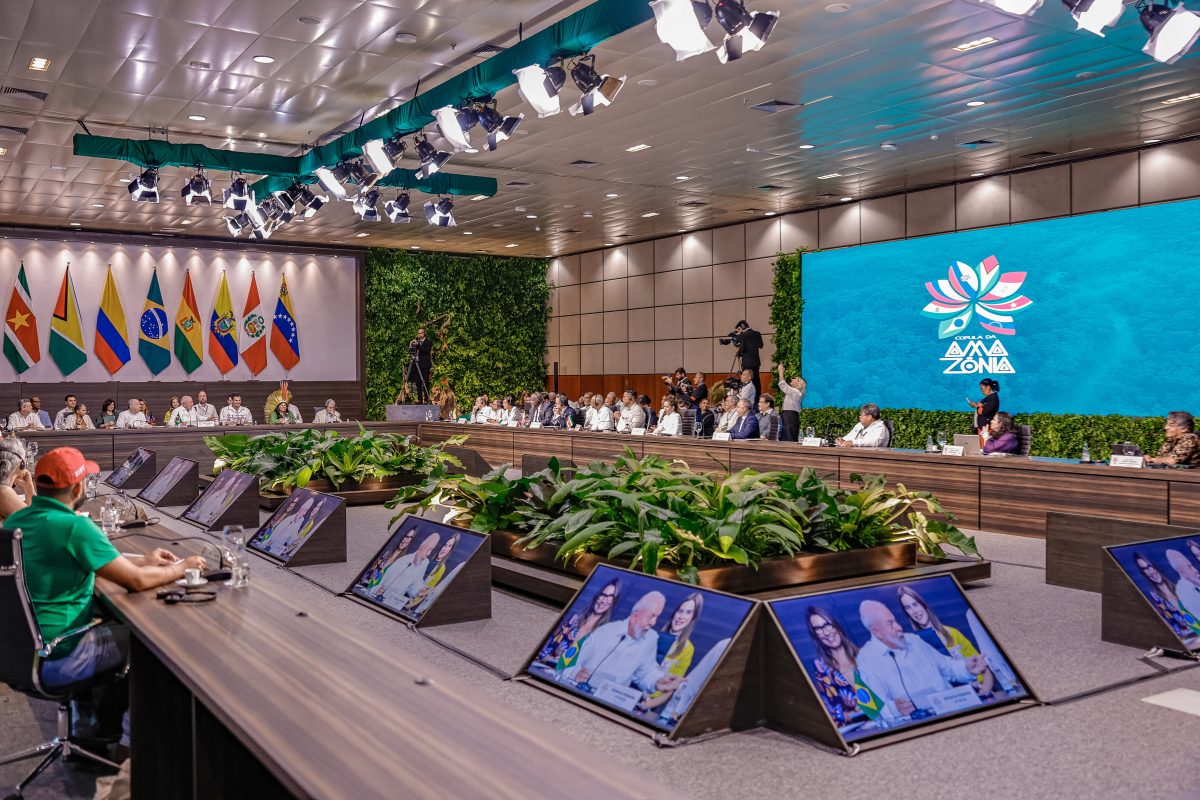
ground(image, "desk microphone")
xmin=888 ymin=650 xmax=932 ymax=720
xmin=576 ymin=633 xmax=626 ymax=694
xmin=822 ymin=422 xmax=833 ymax=446
xmin=111 ymin=530 xmax=228 ymax=577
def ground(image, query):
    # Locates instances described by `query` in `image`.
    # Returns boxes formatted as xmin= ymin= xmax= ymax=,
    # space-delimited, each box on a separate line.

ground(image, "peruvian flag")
xmin=240 ymin=272 xmax=267 ymax=375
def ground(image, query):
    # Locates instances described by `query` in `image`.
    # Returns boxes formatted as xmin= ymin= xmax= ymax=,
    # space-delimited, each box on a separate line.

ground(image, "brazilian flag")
xmin=853 ymin=669 xmax=884 ymax=720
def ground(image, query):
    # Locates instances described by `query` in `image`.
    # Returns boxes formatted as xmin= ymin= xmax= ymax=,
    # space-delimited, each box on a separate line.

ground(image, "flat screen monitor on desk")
xmin=953 ymin=434 xmax=982 ymax=456
xmin=249 ymin=488 xmax=342 ymax=563
xmin=1107 ymin=534 xmax=1200 ymax=651
xmin=179 ymin=470 xmax=255 ymax=528
xmin=105 ymin=448 xmax=154 ymax=489
xmin=135 ymin=457 xmax=195 ymax=505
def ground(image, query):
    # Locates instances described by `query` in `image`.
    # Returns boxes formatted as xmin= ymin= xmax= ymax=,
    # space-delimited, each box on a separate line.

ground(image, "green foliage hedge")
xmin=797 ymin=407 xmax=1166 ymax=460
xmin=364 ymin=248 xmax=550 ymax=419
xmin=769 ymin=249 xmax=804 ymax=376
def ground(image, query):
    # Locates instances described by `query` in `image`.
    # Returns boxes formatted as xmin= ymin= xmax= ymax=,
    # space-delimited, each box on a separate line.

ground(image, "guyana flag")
xmin=174 ymin=269 xmax=203 ymax=374
xmin=49 ymin=266 xmax=87 ymax=375
xmin=269 ymin=273 xmax=300 ymax=370
xmin=853 ymin=669 xmax=884 ymax=720
xmin=208 ymin=272 xmax=238 ymax=373
xmin=137 ymin=270 xmax=171 ymax=375
xmin=3 ymin=262 xmax=40 ymax=374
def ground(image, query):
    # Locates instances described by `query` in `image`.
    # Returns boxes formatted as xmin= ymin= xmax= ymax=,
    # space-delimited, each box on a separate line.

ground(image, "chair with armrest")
xmin=0 ymin=529 xmax=122 ymax=797
xmin=881 ymin=419 xmax=895 ymax=448
xmin=681 ymin=409 xmax=696 ymax=437
xmin=1017 ymin=424 xmax=1032 ymax=456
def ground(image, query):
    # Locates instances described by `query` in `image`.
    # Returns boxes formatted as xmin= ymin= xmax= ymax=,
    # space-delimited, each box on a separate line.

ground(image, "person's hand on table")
xmin=179 ymin=555 xmax=206 ymax=573
xmin=142 ymin=548 xmax=181 ymax=567
xmin=895 ymin=698 xmax=916 ymax=716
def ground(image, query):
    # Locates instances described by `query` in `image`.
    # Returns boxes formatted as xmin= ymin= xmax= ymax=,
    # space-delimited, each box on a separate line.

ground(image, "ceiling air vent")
xmin=469 ymin=43 xmax=504 ymax=58
xmin=757 ymin=184 xmax=786 ymax=191
xmin=677 ymin=200 xmax=708 ymax=207
xmin=505 ymin=180 xmax=532 ymax=187
xmin=568 ymin=159 xmax=599 ymax=168
xmin=0 ymin=124 xmax=29 ymax=136
xmin=1 ymin=86 xmax=47 ymax=102
xmin=188 ymin=60 xmax=211 ymax=70
xmin=1020 ymin=150 xmax=1059 ymax=159
xmin=750 ymin=100 xmax=796 ymax=114
xmin=957 ymin=139 xmax=998 ymax=149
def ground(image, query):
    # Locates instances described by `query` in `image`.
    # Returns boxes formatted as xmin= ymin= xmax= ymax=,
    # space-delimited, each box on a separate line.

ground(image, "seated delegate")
xmin=115 ymin=398 xmax=147 ymax=429
xmin=1146 ymin=411 xmax=1200 ymax=466
xmin=983 ymin=412 xmax=1020 ymax=455
xmin=0 ymin=437 xmax=33 ymax=522
xmin=8 ymin=398 xmax=45 ymax=432
xmin=220 ymin=394 xmax=254 ymax=426
xmin=651 ymin=398 xmax=681 ymax=436
xmin=313 ymin=399 xmax=342 ymax=423
xmin=836 ymin=404 xmax=888 ymax=448
xmin=729 ymin=398 xmax=760 ymax=440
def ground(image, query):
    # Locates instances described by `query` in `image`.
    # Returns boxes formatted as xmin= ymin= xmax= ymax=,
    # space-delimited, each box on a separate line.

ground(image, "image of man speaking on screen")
xmin=854 ymin=600 xmax=989 ymax=723
xmin=563 ymin=591 xmax=682 ymax=699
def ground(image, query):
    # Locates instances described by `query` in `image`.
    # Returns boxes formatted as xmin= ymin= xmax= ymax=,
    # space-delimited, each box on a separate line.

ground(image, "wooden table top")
xmin=92 ymin=509 xmax=675 ymax=800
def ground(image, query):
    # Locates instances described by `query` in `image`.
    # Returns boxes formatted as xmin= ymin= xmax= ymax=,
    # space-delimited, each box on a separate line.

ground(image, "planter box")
xmin=202 ymin=472 xmax=421 ymax=509
xmin=488 ymin=530 xmax=917 ymax=596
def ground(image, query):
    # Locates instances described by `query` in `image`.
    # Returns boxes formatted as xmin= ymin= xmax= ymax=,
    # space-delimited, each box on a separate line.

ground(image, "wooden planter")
xmin=488 ymin=529 xmax=917 ymax=596
xmin=255 ymin=474 xmax=422 ymax=509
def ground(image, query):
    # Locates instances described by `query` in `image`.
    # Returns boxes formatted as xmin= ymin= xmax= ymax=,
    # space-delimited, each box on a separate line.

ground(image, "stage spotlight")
xmin=651 ymin=0 xmax=716 ymax=61
xmin=295 ymin=185 xmax=326 ymax=218
xmin=362 ymin=135 xmax=405 ymax=176
xmin=385 ymin=192 xmax=412 ymax=223
xmin=353 ymin=188 xmax=381 ymax=222
xmin=127 ymin=168 xmax=160 ymax=202
xmin=975 ymin=0 xmax=1043 ymax=13
xmin=223 ymin=177 xmax=254 ymax=211
xmin=477 ymin=105 xmax=524 ymax=150
xmin=1140 ymin=1 xmax=1200 ymax=63
xmin=180 ymin=169 xmax=212 ymax=205
xmin=514 ymin=63 xmax=567 ymax=117
xmin=568 ymin=56 xmax=626 ymax=116
xmin=713 ymin=0 xmax=779 ymax=62
xmin=346 ymin=159 xmax=380 ymax=190
xmin=247 ymin=202 xmax=271 ymax=240
xmin=314 ymin=163 xmax=351 ymax=200
xmin=1063 ymin=0 xmax=1125 ymax=35
xmin=433 ymin=105 xmax=477 ymax=151
xmin=224 ymin=212 xmax=252 ymax=237
xmin=424 ymin=197 xmax=456 ymax=227
xmin=415 ymin=135 xmax=452 ymax=180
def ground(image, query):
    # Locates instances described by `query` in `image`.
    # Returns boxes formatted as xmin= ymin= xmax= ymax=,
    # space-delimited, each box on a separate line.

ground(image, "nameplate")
xmin=630 ymin=428 xmax=646 ymax=437
xmin=1110 ymin=454 xmax=1145 ymax=469
xmin=529 ymin=421 xmax=543 ymax=429
xmin=712 ymin=432 xmax=731 ymax=441
xmin=801 ymin=437 xmax=824 ymax=447
xmin=592 ymin=681 xmax=642 ymax=712
xmin=941 ymin=445 xmax=965 ymax=457
xmin=506 ymin=420 xmax=519 ymax=427
xmin=457 ymin=418 xmax=467 ymax=424
xmin=196 ymin=420 xmax=216 ymax=428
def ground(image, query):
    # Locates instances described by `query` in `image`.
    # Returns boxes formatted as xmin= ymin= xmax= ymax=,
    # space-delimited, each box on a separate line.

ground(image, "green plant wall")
xmin=769 ymin=249 xmax=804 ymax=376
xmin=364 ymin=248 xmax=549 ymax=419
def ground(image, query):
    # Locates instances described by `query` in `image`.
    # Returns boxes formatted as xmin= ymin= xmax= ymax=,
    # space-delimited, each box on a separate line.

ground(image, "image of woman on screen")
xmin=898 ymin=586 xmax=995 ymax=697
xmin=257 ymin=495 xmax=315 ymax=555
xmin=806 ymin=606 xmax=866 ymax=726
xmin=1135 ymin=551 xmax=1200 ymax=638
xmin=358 ymin=529 xmax=417 ymax=594
xmin=403 ymin=533 xmax=460 ymax=610
xmin=639 ymin=592 xmax=703 ymax=713
xmin=279 ymin=499 xmax=328 ymax=560
xmin=376 ymin=533 xmax=440 ymax=609
xmin=538 ymin=578 xmax=621 ymax=670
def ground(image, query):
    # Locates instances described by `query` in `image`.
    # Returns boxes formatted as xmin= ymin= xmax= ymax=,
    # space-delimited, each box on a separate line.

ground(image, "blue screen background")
xmin=801 ymin=198 xmax=1200 ymax=416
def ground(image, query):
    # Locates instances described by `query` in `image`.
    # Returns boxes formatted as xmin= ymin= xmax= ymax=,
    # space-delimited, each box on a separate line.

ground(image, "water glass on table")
xmin=100 ymin=500 xmax=121 ymax=537
xmin=222 ymin=525 xmax=250 ymax=588
xmin=85 ymin=473 xmax=99 ymax=500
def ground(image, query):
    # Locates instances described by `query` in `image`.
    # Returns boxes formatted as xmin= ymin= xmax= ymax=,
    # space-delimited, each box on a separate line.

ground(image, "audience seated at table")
xmin=0 ymin=437 xmax=33 ymax=521
xmin=548 ymin=395 xmax=571 ymax=428
xmin=115 ymin=399 xmax=147 ymax=429
xmin=757 ymin=394 xmax=779 ymax=440
xmin=30 ymin=396 xmax=52 ymax=428
xmin=640 ymin=395 xmax=657 ymax=430
xmin=220 ymin=394 xmax=254 ymax=426
xmin=501 ymin=396 xmax=521 ymax=425
xmin=269 ymin=401 xmax=301 ymax=424
xmin=8 ymin=399 xmax=44 ymax=432
xmin=65 ymin=404 xmax=95 ymax=431
xmin=585 ymin=395 xmax=615 ymax=432
xmin=713 ymin=395 xmax=738 ymax=435
xmin=313 ymin=399 xmax=342 ymax=424
xmin=95 ymin=399 xmax=118 ymax=429
xmin=983 ymin=412 xmax=1020 ymax=455
xmin=652 ymin=398 xmax=681 ymax=436
xmin=693 ymin=397 xmax=716 ymax=439
xmin=168 ymin=396 xmax=198 ymax=426
xmin=730 ymin=398 xmax=760 ymax=440
xmin=53 ymin=395 xmax=79 ymax=429
xmin=194 ymin=391 xmax=218 ymax=423
xmin=1146 ymin=411 xmax=1200 ymax=466
xmin=837 ymin=404 xmax=888 ymax=448
xmin=616 ymin=390 xmax=647 ymax=432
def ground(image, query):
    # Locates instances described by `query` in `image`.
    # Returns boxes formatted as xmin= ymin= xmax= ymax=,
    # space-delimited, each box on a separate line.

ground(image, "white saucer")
xmin=175 ymin=578 xmax=208 ymax=587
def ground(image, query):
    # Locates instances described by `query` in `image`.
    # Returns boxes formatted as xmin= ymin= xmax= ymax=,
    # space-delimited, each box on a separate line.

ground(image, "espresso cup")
xmin=184 ymin=568 xmax=201 ymax=585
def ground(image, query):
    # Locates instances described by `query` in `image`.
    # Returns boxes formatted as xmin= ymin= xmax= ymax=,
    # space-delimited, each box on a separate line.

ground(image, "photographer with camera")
xmin=660 ymin=368 xmax=692 ymax=407
xmin=406 ymin=327 xmax=433 ymax=404
xmin=719 ymin=320 xmax=764 ymax=398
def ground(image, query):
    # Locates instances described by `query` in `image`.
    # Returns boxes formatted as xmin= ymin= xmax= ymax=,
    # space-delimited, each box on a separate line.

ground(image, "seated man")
xmin=115 ymin=398 xmax=146 ymax=429
xmin=837 ymin=403 xmax=888 ymax=448
xmin=585 ymin=394 xmax=615 ymax=432
xmin=30 ymin=396 xmax=52 ymax=429
xmin=713 ymin=395 xmax=739 ymax=434
xmin=730 ymin=398 xmax=760 ymax=440
xmin=54 ymin=394 xmax=79 ymax=430
xmin=693 ymin=397 xmax=717 ymax=439
xmin=616 ymin=390 xmax=647 ymax=432
xmin=313 ymin=399 xmax=342 ymax=423
xmin=563 ymin=591 xmax=680 ymax=698
xmin=193 ymin=390 xmax=218 ymax=423
xmin=9 ymin=398 xmax=45 ymax=432
xmin=639 ymin=395 xmax=657 ymax=430
xmin=1147 ymin=411 xmax=1200 ymax=466
xmin=168 ymin=395 xmax=198 ymax=427
xmin=526 ymin=392 xmax=553 ymax=426
xmin=10 ymin=448 xmax=205 ymax=747
xmin=220 ymin=394 xmax=254 ymax=426
xmin=757 ymin=394 xmax=780 ymax=440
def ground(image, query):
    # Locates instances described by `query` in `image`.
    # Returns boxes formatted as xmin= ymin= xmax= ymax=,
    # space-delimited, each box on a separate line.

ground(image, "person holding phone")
xmin=967 ymin=379 xmax=1000 ymax=433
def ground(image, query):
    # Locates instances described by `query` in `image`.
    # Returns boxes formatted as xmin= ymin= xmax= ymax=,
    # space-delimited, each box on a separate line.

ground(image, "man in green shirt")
xmin=9 ymin=447 xmax=205 ymax=744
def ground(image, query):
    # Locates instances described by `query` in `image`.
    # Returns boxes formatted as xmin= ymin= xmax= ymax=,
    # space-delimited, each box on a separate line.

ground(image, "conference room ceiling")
xmin=2 ymin=0 xmax=1200 ymax=258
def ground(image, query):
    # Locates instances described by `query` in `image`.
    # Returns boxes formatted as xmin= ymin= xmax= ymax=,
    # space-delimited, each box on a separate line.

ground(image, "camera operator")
xmin=719 ymin=320 xmax=763 ymax=397
xmin=660 ymin=368 xmax=692 ymax=407
xmin=407 ymin=327 xmax=433 ymax=404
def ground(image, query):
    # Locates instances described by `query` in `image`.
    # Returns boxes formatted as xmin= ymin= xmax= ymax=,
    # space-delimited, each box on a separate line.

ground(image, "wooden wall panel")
xmin=981 ymin=470 xmax=1168 ymax=536
xmin=643 ymin=440 xmax=729 ymax=473
xmin=841 ymin=457 xmax=980 ymax=529
xmin=1170 ymin=482 xmax=1200 ymax=527
xmin=572 ymin=433 xmax=640 ymax=465
xmin=728 ymin=444 xmax=839 ymax=481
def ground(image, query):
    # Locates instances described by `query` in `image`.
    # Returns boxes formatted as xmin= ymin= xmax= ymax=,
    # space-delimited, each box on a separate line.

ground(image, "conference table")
xmin=89 ymin=500 xmax=674 ymax=800
xmin=416 ymin=422 xmax=1200 ymax=537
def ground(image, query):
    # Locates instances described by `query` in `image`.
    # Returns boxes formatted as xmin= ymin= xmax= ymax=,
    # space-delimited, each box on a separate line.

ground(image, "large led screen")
xmin=180 ymin=470 xmax=255 ymax=528
xmin=105 ymin=448 xmax=154 ymax=488
xmin=1107 ymin=534 xmax=1200 ymax=651
xmin=249 ymin=488 xmax=343 ymax=563
xmin=135 ymin=457 xmax=195 ymax=505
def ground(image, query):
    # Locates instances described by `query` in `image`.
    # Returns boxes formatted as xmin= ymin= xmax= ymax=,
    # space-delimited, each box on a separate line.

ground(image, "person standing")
xmin=193 ymin=390 xmax=218 ymax=423
xmin=736 ymin=368 xmax=757 ymax=407
xmin=731 ymin=321 xmax=763 ymax=397
xmin=968 ymin=379 xmax=1000 ymax=433
xmin=687 ymin=372 xmax=709 ymax=412
xmin=409 ymin=327 xmax=433 ymax=404
xmin=776 ymin=365 xmax=807 ymax=443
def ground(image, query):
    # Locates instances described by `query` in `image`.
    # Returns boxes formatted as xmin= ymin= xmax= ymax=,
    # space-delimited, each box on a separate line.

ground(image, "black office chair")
xmin=0 ymin=529 xmax=122 ymax=798
xmin=764 ymin=415 xmax=782 ymax=441
xmin=881 ymin=419 xmax=895 ymax=448
xmin=681 ymin=409 xmax=696 ymax=437
xmin=1017 ymin=424 xmax=1032 ymax=456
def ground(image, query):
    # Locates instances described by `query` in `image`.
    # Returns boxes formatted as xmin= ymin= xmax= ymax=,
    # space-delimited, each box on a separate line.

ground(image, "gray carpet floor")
xmin=4 ymin=505 xmax=1200 ymax=799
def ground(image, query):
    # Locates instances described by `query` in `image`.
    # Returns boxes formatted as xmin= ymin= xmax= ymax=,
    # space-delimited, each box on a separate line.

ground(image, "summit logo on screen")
xmin=921 ymin=255 xmax=1032 ymax=375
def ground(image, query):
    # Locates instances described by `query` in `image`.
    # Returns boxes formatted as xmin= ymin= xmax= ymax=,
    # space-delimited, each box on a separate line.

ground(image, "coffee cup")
xmin=184 ymin=568 xmax=201 ymax=585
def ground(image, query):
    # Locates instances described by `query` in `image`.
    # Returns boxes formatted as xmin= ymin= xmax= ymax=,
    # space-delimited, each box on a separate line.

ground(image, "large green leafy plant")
xmin=387 ymin=450 xmax=978 ymax=584
xmin=769 ymin=249 xmax=805 ymax=376
xmin=205 ymin=426 xmax=466 ymax=491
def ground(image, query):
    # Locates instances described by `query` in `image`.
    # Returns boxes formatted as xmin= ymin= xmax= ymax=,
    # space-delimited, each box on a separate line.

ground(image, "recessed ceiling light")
xmin=953 ymin=36 xmax=998 ymax=52
xmin=463 ymin=231 xmax=474 ymax=235
xmin=28 ymin=57 xmax=51 ymax=71
xmin=626 ymin=144 xmax=652 ymax=152
xmin=355 ymin=232 xmax=370 ymax=238
xmin=641 ymin=211 xmax=659 ymax=218
xmin=583 ymin=212 xmax=594 ymax=218
xmin=637 ymin=79 xmax=659 ymax=87
xmin=253 ymin=55 xmax=275 ymax=64
xmin=91 ymin=203 xmax=104 ymax=208
xmin=798 ymin=144 xmax=815 ymax=149
xmin=297 ymin=16 xmax=322 ymax=25
xmin=1145 ymin=138 xmax=1162 ymax=143
xmin=817 ymin=172 xmax=842 ymax=179
xmin=464 ymin=147 xmax=479 ymax=154
xmin=69 ymin=222 xmax=81 ymax=226
xmin=606 ymin=193 xmax=620 ymax=198
xmin=677 ymin=229 xmax=687 ymax=233
xmin=471 ymin=194 xmax=488 ymax=201
xmin=217 ymin=87 xmax=238 ymax=95
xmin=0 ymin=147 xmax=8 ymax=156
xmin=971 ymin=172 xmax=985 ymax=177
xmin=966 ymin=100 xmax=986 ymax=107
xmin=181 ymin=219 xmax=193 ymax=225
xmin=526 ymin=214 xmax=537 ymax=219
xmin=825 ymin=3 xmax=851 ymax=12
xmin=394 ymin=32 xmax=418 ymax=44
xmin=188 ymin=114 xmax=206 ymax=121
xmin=1161 ymin=92 xmax=1200 ymax=105
xmin=764 ymin=211 xmax=776 ymax=216
xmin=505 ymin=243 xmax=518 ymax=248
xmin=839 ymin=196 xmax=853 ymax=202
xmin=258 ymin=132 xmax=267 ymax=138
xmin=675 ymin=175 xmax=690 ymax=181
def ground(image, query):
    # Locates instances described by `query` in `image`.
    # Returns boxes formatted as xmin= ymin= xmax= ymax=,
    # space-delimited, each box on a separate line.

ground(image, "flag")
xmin=3 ymin=262 xmax=40 ymax=374
xmin=240 ymin=272 xmax=267 ymax=375
xmin=137 ymin=270 xmax=171 ymax=375
xmin=853 ymin=670 xmax=884 ymax=721
xmin=49 ymin=266 xmax=87 ymax=376
xmin=94 ymin=266 xmax=130 ymax=374
xmin=209 ymin=272 xmax=238 ymax=373
xmin=174 ymin=269 xmax=204 ymax=373
xmin=269 ymin=274 xmax=300 ymax=370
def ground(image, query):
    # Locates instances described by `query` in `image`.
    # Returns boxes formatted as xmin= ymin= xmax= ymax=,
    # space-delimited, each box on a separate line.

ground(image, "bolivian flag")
xmin=209 ymin=272 xmax=238 ymax=373
xmin=853 ymin=669 xmax=884 ymax=720
xmin=49 ymin=266 xmax=87 ymax=376
xmin=269 ymin=274 xmax=300 ymax=370
xmin=94 ymin=266 xmax=130 ymax=374
xmin=174 ymin=269 xmax=203 ymax=374
xmin=4 ymin=262 xmax=40 ymax=374
xmin=138 ymin=270 xmax=170 ymax=375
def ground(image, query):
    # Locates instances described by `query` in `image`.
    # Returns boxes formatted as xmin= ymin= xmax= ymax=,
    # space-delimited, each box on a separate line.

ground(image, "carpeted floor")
xmin=4 ymin=507 xmax=1200 ymax=799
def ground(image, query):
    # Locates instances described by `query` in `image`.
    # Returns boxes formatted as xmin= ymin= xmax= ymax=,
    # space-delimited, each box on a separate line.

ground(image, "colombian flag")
xmin=269 ymin=274 xmax=300 ymax=370
xmin=137 ymin=270 xmax=170 ymax=375
xmin=3 ymin=263 xmax=40 ymax=374
xmin=853 ymin=669 xmax=884 ymax=720
xmin=209 ymin=272 xmax=238 ymax=373
xmin=240 ymin=272 xmax=267 ymax=375
xmin=174 ymin=269 xmax=203 ymax=373
xmin=49 ymin=266 xmax=87 ymax=376
xmin=94 ymin=266 xmax=130 ymax=374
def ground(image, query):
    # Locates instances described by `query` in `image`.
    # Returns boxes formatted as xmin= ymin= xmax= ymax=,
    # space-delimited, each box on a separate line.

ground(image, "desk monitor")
xmin=769 ymin=574 xmax=1030 ymax=746
xmin=135 ymin=457 xmax=196 ymax=506
xmin=249 ymin=488 xmax=343 ymax=563
xmin=349 ymin=515 xmax=487 ymax=624
xmin=180 ymin=470 xmax=256 ymax=528
xmin=105 ymin=448 xmax=155 ymax=489
xmin=1106 ymin=534 xmax=1200 ymax=651
xmin=523 ymin=565 xmax=755 ymax=735
xmin=952 ymin=434 xmax=982 ymax=456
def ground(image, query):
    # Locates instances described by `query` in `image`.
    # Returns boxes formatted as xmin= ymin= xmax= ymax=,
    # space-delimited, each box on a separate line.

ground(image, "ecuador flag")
xmin=174 ymin=269 xmax=203 ymax=374
xmin=240 ymin=272 xmax=267 ymax=375
xmin=269 ymin=274 xmax=300 ymax=370
xmin=137 ymin=270 xmax=171 ymax=375
xmin=853 ymin=669 xmax=884 ymax=720
xmin=94 ymin=266 xmax=130 ymax=374
xmin=49 ymin=266 xmax=87 ymax=376
xmin=209 ymin=272 xmax=238 ymax=373
xmin=3 ymin=262 xmax=40 ymax=374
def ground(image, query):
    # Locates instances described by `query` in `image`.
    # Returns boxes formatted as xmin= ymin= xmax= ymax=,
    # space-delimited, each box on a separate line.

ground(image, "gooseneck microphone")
xmin=888 ymin=650 xmax=932 ymax=720
xmin=576 ymin=633 xmax=627 ymax=694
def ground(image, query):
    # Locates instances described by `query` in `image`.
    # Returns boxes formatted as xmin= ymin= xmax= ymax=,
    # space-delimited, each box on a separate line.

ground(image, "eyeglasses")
xmin=811 ymin=621 xmax=835 ymax=635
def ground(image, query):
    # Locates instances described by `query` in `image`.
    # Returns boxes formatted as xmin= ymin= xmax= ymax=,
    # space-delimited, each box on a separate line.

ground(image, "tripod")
xmin=404 ymin=350 xmax=430 ymax=404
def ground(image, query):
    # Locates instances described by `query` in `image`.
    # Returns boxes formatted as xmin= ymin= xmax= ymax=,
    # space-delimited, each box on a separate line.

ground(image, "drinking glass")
xmin=805 ymin=426 xmax=815 ymax=439
xmin=222 ymin=525 xmax=249 ymax=588
xmin=100 ymin=499 xmax=121 ymax=537
xmin=85 ymin=473 xmax=99 ymax=500
xmin=25 ymin=441 xmax=38 ymax=461
xmin=425 ymin=410 xmax=433 ymax=422
xmin=936 ymin=431 xmax=947 ymax=449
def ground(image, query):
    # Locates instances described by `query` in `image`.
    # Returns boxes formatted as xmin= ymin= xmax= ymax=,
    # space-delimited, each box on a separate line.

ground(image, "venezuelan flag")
xmin=853 ymin=669 xmax=884 ymax=720
xmin=94 ymin=266 xmax=130 ymax=374
xmin=269 ymin=274 xmax=300 ymax=370
xmin=174 ymin=269 xmax=203 ymax=373
xmin=49 ymin=265 xmax=87 ymax=376
xmin=137 ymin=270 xmax=170 ymax=375
xmin=209 ymin=272 xmax=239 ymax=373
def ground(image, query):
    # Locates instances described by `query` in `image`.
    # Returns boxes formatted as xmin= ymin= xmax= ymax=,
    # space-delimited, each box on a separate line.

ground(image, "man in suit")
xmin=687 ymin=372 xmax=709 ymax=411
xmin=409 ymin=327 xmax=434 ymax=404
xmin=526 ymin=392 xmax=554 ymax=426
xmin=730 ymin=398 xmax=760 ymax=440
xmin=732 ymin=320 xmax=764 ymax=397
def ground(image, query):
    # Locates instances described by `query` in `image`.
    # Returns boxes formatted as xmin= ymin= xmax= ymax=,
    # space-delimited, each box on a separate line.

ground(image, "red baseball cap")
xmin=35 ymin=447 xmax=100 ymax=489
